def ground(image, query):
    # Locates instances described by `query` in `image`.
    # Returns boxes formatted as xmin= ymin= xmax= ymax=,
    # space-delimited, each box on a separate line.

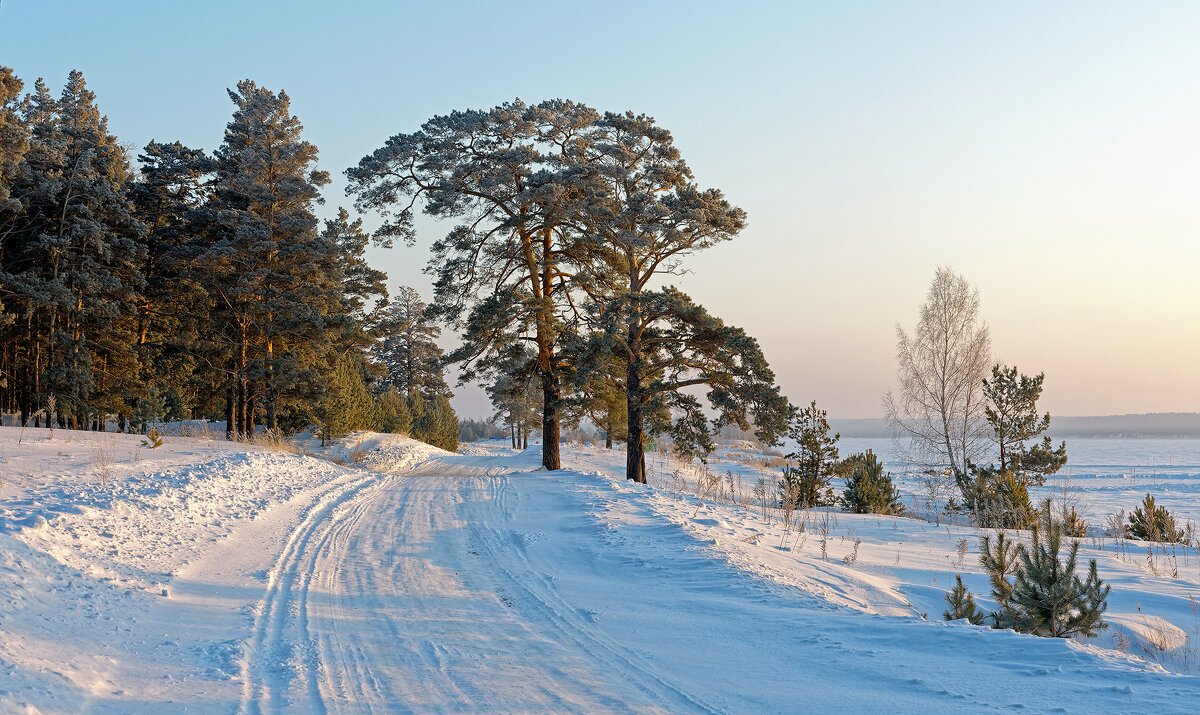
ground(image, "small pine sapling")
xmin=840 ymin=450 xmax=905 ymax=516
xmin=141 ymin=428 xmax=164 ymax=449
xmin=943 ymin=575 xmax=986 ymax=624
xmin=979 ymin=530 xmax=1021 ymax=627
xmin=1127 ymin=494 xmax=1186 ymax=544
xmin=1058 ymin=504 xmax=1088 ymax=538
xmin=1007 ymin=505 xmax=1110 ymax=638
xmin=781 ymin=400 xmax=839 ymax=509
xmin=779 ymin=464 xmax=834 ymax=510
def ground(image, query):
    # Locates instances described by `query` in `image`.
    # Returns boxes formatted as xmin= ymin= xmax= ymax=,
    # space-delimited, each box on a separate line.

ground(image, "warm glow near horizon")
xmin=6 ymin=1 xmax=1197 ymax=419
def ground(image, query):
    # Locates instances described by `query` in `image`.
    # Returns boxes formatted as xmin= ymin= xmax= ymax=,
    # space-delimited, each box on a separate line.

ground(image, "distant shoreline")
xmin=830 ymin=413 xmax=1200 ymax=439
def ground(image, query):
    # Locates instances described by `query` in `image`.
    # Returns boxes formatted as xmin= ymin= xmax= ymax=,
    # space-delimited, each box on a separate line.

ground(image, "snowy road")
xmin=4 ymin=430 xmax=1200 ymax=712
xmin=235 ymin=454 xmax=668 ymax=712
xmin=225 ymin=448 xmax=1200 ymax=713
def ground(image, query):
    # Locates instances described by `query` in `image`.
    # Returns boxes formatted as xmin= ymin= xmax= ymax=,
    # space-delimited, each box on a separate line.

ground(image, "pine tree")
xmin=964 ymin=467 xmax=1037 ymax=530
xmin=943 ymin=575 xmax=986 ymax=624
xmin=459 ymin=418 xmax=503 ymax=443
xmin=562 ymin=335 xmax=626 ymax=449
xmin=376 ymin=286 xmax=449 ymax=398
xmin=0 ymin=66 xmax=29 ymax=387
xmin=582 ymin=288 xmax=790 ymax=482
xmin=322 ymin=207 xmax=388 ymax=356
xmin=779 ymin=401 xmax=838 ymax=508
xmin=0 ymin=65 xmax=28 ymax=226
xmin=374 ymin=387 xmax=412 ymax=434
xmin=349 ymin=100 xmax=599 ymax=471
xmin=1 ymin=71 xmax=145 ymax=429
xmin=573 ymin=112 xmax=789 ymax=482
xmin=1006 ymin=507 xmax=1110 ymax=638
xmin=487 ymin=350 xmax=542 ymax=450
xmin=981 ymin=365 xmax=1068 ymax=484
xmin=206 ymin=79 xmax=338 ymax=437
xmin=128 ymin=140 xmax=215 ymax=421
xmin=979 ymin=530 xmax=1021 ymax=625
xmin=964 ymin=364 xmax=1068 ymax=527
xmin=1127 ymin=493 xmax=1185 ymax=543
xmin=406 ymin=390 xmax=427 ymax=437
xmin=315 ymin=355 xmax=376 ymax=445
xmin=840 ymin=450 xmax=904 ymax=515
xmin=414 ymin=393 xmax=459 ymax=451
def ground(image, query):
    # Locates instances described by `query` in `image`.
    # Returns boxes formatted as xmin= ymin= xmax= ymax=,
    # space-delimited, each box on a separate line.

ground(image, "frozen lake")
xmin=837 ymin=436 xmax=1200 ymax=527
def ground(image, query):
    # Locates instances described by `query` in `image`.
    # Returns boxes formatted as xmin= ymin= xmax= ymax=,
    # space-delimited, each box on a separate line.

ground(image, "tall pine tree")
xmin=573 ymin=112 xmax=790 ymax=481
xmin=349 ymin=100 xmax=600 ymax=471
xmin=206 ymin=80 xmax=338 ymax=437
xmin=1 ymin=71 xmax=145 ymax=428
xmin=129 ymin=140 xmax=215 ymax=419
xmin=376 ymin=286 xmax=449 ymax=398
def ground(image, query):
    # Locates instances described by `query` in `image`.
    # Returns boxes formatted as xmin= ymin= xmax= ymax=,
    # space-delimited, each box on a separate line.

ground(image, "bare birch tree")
xmin=883 ymin=267 xmax=991 ymax=494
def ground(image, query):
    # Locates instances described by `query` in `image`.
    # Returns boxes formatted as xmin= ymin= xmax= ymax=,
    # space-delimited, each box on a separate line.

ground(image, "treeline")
xmin=0 ymin=67 xmax=457 ymax=449
xmin=1 ymin=74 xmax=796 ymax=471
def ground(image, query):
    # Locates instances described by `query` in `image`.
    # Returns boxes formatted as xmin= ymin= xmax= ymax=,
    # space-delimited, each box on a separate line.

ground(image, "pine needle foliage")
xmin=780 ymin=401 xmax=838 ymax=509
xmin=943 ymin=575 xmax=986 ymax=625
xmin=960 ymin=364 xmax=1068 ymax=529
xmin=1127 ymin=494 xmax=1185 ymax=544
xmin=374 ymin=387 xmax=412 ymax=435
xmin=409 ymin=391 xmax=459 ymax=452
xmin=963 ymin=468 xmax=1037 ymax=530
xmin=315 ymin=356 xmax=377 ymax=445
xmin=840 ymin=450 xmax=904 ymax=515
xmin=1005 ymin=506 xmax=1110 ymax=638
xmin=979 ymin=530 xmax=1021 ymax=621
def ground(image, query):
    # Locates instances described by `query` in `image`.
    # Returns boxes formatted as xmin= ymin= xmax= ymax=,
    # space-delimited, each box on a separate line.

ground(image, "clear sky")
xmin=4 ymin=1 xmax=1198 ymax=419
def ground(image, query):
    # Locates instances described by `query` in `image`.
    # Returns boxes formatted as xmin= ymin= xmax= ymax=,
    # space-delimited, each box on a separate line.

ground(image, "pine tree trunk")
xmin=247 ymin=392 xmax=256 ymax=436
xmin=534 ymin=225 xmax=561 ymax=470
xmin=265 ymin=337 xmax=276 ymax=433
xmin=541 ymin=369 xmax=561 ymax=470
xmin=625 ymin=288 xmax=646 ymax=482
xmin=237 ymin=376 xmax=247 ymax=441
xmin=626 ymin=361 xmax=645 ymax=483
xmin=225 ymin=378 xmax=235 ymax=441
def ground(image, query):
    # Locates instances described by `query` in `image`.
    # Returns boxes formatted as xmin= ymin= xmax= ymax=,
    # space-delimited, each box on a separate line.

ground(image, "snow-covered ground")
xmin=1 ymin=425 xmax=1198 ymax=712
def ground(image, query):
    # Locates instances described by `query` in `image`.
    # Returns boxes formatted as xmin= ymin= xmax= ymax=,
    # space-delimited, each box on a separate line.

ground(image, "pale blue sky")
xmin=5 ymin=1 xmax=1198 ymax=418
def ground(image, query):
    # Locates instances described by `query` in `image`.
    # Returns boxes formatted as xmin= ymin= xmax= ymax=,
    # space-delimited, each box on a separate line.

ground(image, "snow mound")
xmin=331 ymin=431 xmax=451 ymax=473
xmin=1110 ymin=613 xmax=1190 ymax=652
xmin=457 ymin=440 xmax=517 ymax=457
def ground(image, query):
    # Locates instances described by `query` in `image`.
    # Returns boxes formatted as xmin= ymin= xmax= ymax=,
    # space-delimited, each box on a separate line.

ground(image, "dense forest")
xmin=0 ymin=68 xmax=458 ymax=450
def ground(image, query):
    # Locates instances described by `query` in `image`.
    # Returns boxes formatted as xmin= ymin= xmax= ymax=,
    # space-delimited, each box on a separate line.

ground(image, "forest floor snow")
xmin=1 ymin=426 xmax=1198 ymax=712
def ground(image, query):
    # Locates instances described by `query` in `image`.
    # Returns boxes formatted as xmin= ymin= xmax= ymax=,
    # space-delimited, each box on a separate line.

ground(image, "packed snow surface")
xmin=1 ymin=426 xmax=1199 ymax=712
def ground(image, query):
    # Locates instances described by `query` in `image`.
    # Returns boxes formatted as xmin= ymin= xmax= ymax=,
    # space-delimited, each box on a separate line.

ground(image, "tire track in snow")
xmin=238 ymin=471 xmax=385 ymax=714
xmin=313 ymin=454 xmax=674 ymax=711
xmin=241 ymin=451 xmax=694 ymax=712
xmin=467 ymin=475 xmax=715 ymax=713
